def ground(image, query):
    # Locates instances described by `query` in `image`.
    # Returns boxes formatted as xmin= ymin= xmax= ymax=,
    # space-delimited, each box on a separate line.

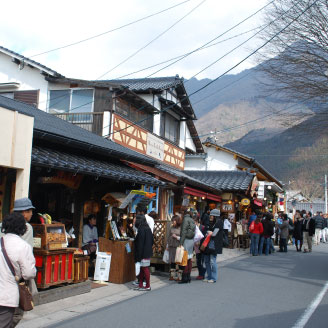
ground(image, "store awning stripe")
xmin=31 ymin=146 xmax=164 ymax=186
xmin=184 ymin=187 xmax=221 ymax=202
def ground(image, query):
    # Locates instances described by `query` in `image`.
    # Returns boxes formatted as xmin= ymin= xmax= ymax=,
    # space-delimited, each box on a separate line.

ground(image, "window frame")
xmin=160 ymin=111 xmax=180 ymax=145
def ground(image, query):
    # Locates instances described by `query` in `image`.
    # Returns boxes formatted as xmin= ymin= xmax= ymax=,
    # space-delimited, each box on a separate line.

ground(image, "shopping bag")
xmin=135 ymin=262 xmax=141 ymax=276
xmin=176 ymin=250 xmax=188 ymax=266
xmin=175 ymin=245 xmax=184 ymax=263
xmin=200 ymin=234 xmax=211 ymax=251
xmin=140 ymin=259 xmax=150 ymax=267
xmin=162 ymin=249 xmax=169 ymax=264
xmin=193 ymin=225 xmax=204 ymax=243
xmin=249 ymin=221 xmax=255 ymax=233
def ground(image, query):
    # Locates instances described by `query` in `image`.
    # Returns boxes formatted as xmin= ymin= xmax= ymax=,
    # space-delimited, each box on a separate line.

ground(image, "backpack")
xmin=185 ymin=219 xmax=196 ymax=239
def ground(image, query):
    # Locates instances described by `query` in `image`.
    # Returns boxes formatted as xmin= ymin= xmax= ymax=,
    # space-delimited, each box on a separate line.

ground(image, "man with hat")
xmin=13 ymin=197 xmax=35 ymax=248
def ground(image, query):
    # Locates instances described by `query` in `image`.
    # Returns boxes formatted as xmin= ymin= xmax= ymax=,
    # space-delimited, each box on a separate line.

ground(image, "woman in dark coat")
xmin=293 ymin=212 xmax=303 ymax=252
xmin=202 ymin=209 xmax=223 ymax=283
xmin=134 ymin=215 xmax=153 ymax=291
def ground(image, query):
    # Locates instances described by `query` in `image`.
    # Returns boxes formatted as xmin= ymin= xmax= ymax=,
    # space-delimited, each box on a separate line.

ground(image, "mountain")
xmin=226 ymin=113 xmax=328 ymax=199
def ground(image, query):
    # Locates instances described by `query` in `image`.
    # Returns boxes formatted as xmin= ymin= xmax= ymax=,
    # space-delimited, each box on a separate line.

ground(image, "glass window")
xmin=71 ymin=89 xmax=93 ymax=113
xmin=161 ymin=113 xmax=180 ymax=144
xmin=49 ymin=90 xmax=70 ymax=113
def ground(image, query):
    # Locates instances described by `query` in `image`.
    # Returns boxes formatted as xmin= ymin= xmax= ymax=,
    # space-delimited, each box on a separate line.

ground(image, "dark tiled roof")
xmin=0 ymin=45 xmax=63 ymax=77
xmin=184 ymin=170 xmax=255 ymax=192
xmin=0 ymin=96 xmax=157 ymax=165
xmin=32 ymin=146 xmax=163 ymax=186
xmin=102 ymin=76 xmax=182 ymax=92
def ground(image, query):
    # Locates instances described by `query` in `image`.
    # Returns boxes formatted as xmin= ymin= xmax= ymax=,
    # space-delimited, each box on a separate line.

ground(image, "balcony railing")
xmin=52 ymin=112 xmax=104 ymax=135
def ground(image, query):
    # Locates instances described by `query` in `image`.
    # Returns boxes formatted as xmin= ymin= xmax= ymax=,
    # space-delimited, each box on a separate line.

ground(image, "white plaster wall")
xmin=0 ymin=107 xmax=34 ymax=198
xmin=0 ymin=52 xmax=49 ymax=111
xmin=184 ymin=157 xmax=207 ymax=170
xmin=185 ymin=125 xmax=196 ymax=152
xmin=179 ymin=121 xmax=186 ymax=149
xmin=205 ymin=147 xmax=238 ymax=171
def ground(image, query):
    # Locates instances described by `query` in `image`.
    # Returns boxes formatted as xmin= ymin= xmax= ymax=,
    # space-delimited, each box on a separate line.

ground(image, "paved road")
xmin=49 ymin=244 xmax=328 ymax=328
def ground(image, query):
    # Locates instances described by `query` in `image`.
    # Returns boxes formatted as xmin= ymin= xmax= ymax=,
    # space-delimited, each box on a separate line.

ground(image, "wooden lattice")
xmin=153 ymin=220 xmax=170 ymax=257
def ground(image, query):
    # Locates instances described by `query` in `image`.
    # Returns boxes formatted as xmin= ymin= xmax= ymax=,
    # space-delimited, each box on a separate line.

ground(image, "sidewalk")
xmin=18 ymin=248 xmax=247 ymax=328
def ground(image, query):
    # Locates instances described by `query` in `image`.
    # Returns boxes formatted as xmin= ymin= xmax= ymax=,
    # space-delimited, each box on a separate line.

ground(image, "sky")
xmin=0 ymin=0 xmax=269 ymax=81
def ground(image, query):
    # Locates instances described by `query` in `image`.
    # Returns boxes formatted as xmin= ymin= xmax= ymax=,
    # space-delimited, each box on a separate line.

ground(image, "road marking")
xmin=292 ymin=281 xmax=328 ymax=328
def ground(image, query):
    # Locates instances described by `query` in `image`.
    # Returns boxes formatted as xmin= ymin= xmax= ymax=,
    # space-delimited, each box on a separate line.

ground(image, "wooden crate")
xmin=73 ymin=255 xmax=89 ymax=283
xmin=98 ymin=238 xmax=135 ymax=284
xmin=34 ymin=249 xmax=74 ymax=289
xmin=32 ymin=223 xmax=67 ymax=250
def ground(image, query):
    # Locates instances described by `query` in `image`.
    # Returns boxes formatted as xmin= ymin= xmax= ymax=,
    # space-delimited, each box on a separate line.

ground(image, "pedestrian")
xmin=136 ymin=205 xmax=154 ymax=233
xmin=259 ymin=213 xmax=274 ymax=255
xmin=323 ymin=214 xmax=328 ymax=243
xmin=167 ymin=215 xmax=182 ymax=281
xmin=134 ymin=215 xmax=153 ymax=291
xmin=313 ymin=211 xmax=325 ymax=245
xmin=288 ymin=216 xmax=294 ymax=245
xmin=223 ymin=213 xmax=231 ymax=247
xmin=194 ymin=217 xmax=206 ymax=280
xmin=302 ymin=211 xmax=315 ymax=253
xmin=0 ymin=212 xmax=36 ymax=328
xmin=201 ymin=207 xmax=210 ymax=226
xmin=249 ymin=215 xmax=263 ymax=256
xmin=178 ymin=210 xmax=196 ymax=284
xmin=277 ymin=214 xmax=289 ymax=252
xmin=202 ymin=209 xmax=223 ymax=283
xmin=293 ymin=212 xmax=303 ymax=252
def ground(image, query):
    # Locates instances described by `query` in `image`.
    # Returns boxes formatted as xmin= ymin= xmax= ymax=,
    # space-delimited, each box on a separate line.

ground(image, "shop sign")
xmin=221 ymin=202 xmax=234 ymax=212
xmin=146 ymin=133 xmax=164 ymax=161
xmin=254 ymin=199 xmax=263 ymax=207
xmin=39 ymin=171 xmax=83 ymax=190
xmin=241 ymin=198 xmax=250 ymax=206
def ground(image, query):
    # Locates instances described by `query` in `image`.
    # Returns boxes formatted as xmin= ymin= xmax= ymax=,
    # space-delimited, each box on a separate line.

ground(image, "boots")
xmin=169 ymin=269 xmax=176 ymax=281
xmin=176 ymin=270 xmax=183 ymax=282
xmin=178 ymin=273 xmax=190 ymax=284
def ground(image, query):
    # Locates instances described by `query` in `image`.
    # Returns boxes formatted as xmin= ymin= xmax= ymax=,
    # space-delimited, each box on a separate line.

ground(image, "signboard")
xmin=146 ymin=133 xmax=164 ymax=161
xmin=241 ymin=198 xmax=250 ymax=206
xmin=221 ymin=202 xmax=234 ymax=213
xmin=39 ymin=171 xmax=83 ymax=190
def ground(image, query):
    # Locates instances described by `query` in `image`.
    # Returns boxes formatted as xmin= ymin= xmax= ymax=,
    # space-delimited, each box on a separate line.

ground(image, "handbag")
xmin=200 ymin=234 xmax=211 ymax=251
xmin=207 ymin=239 xmax=215 ymax=251
xmin=175 ymin=245 xmax=184 ymax=263
xmin=162 ymin=249 xmax=169 ymax=264
xmin=176 ymin=250 xmax=188 ymax=266
xmin=1 ymin=238 xmax=34 ymax=311
xmin=135 ymin=262 xmax=141 ymax=276
xmin=193 ymin=225 xmax=204 ymax=243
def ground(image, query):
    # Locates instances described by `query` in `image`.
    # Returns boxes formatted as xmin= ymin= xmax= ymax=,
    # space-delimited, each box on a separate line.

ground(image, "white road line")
xmin=292 ymin=281 xmax=328 ymax=328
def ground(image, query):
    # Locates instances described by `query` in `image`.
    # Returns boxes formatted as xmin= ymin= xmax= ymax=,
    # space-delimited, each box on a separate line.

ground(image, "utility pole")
xmin=325 ymin=174 xmax=327 ymax=214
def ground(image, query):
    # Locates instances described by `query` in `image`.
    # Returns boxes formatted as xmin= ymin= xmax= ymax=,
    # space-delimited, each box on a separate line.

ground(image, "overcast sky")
xmin=1 ymin=0 xmax=268 ymax=81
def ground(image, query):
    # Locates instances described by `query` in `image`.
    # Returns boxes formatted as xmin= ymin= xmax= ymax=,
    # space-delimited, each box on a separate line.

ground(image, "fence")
xmin=153 ymin=220 xmax=171 ymax=258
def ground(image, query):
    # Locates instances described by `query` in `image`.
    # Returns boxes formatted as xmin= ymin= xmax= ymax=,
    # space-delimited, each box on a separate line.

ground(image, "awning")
xmin=184 ymin=187 xmax=221 ymax=202
xmin=31 ymin=146 xmax=165 ymax=186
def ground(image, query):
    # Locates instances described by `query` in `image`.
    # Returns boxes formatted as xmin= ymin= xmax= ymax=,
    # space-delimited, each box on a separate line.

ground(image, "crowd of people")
xmin=248 ymin=210 xmax=328 ymax=256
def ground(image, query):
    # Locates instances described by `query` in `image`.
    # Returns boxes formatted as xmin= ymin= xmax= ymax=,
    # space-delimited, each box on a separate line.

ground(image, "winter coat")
xmin=203 ymin=218 xmax=224 ymax=256
xmin=302 ymin=218 xmax=316 ymax=236
xmin=180 ymin=214 xmax=195 ymax=246
xmin=262 ymin=219 xmax=274 ymax=237
xmin=134 ymin=224 xmax=153 ymax=263
xmin=167 ymin=226 xmax=180 ymax=264
xmin=250 ymin=222 xmax=263 ymax=235
xmin=293 ymin=219 xmax=303 ymax=240
xmin=0 ymin=234 xmax=36 ymax=308
xmin=278 ymin=221 xmax=289 ymax=239
xmin=314 ymin=215 xmax=325 ymax=229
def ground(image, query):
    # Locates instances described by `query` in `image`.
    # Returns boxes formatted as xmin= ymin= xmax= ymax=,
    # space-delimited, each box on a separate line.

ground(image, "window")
xmin=48 ymin=89 xmax=94 ymax=114
xmin=115 ymin=98 xmax=153 ymax=132
xmin=160 ymin=112 xmax=180 ymax=144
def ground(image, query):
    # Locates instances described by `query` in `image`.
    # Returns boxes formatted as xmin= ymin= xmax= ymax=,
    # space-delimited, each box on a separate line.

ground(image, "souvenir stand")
xmin=98 ymin=190 xmax=156 ymax=284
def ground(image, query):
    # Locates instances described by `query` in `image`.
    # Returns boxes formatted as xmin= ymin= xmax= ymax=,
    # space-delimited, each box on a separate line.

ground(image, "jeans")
xmin=251 ymin=233 xmax=260 ymax=255
xmin=259 ymin=236 xmax=271 ymax=255
xmin=204 ymin=254 xmax=218 ymax=281
xmin=279 ymin=238 xmax=287 ymax=252
xmin=196 ymin=253 xmax=206 ymax=277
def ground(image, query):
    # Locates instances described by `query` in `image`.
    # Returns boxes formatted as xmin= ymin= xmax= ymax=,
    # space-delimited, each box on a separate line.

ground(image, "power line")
xmin=29 ymin=0 xmax=193 ymax=58
xmin=96 ymin=0 xmax=207 ymax=80
xmin=102 ymin=0 xmax=318 ymax=138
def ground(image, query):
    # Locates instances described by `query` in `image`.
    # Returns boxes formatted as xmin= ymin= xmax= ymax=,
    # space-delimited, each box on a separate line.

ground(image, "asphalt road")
xmin=49 ymin=244 xmax=328 ymax=328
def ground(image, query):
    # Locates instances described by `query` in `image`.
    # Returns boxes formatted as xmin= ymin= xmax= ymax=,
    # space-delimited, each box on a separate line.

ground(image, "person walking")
xmin=134 ymin=215 xmax=153 ymax=291
xmin=259 ymin=213 xmax=274 ymax=255
xmin=179 ymin=210 xmax=196 ymax=284
xmin=249 ymin=215 xmax=263 ymax=256
xmin=302 ymin=211 xmax=315 ymax=253
xmin=202 ymin=209 xmax=223 ymax=283
xmin=277 ymin=214 xmax=289 ymax=252
xmin=293 ymin=212 xmax=303 ymax=252
xmin=313 ymin=211 xmax=325 ymax=245
xmin=0 ymin=213 xmax=36 ymax=328
xmin=167 ymin=215 xmax=182 ymax=281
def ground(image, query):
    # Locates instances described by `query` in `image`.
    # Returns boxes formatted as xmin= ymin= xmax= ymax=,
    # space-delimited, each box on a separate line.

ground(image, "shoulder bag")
xmin=1 ymin=237 xmax=34 ymax=311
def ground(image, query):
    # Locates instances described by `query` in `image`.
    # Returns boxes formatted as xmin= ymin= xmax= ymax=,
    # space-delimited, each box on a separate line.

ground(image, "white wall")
xmin=0 ymin=52 xmax=49 ymax=111
xmin=185 ymin=125 xmax=196 ymax=152
xmin=205 ymin=147 xmax=238 ymax=171
xmin=0 ymin=106 xmax=34 ymax=198
xmin=184 ymin=157 xmax=207 ymax=170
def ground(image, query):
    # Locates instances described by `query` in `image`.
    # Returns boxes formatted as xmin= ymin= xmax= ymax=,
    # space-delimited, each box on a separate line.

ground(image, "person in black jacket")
xmin=202 ymin=209 xmax=223 ymax=283
xmin=259 ymin=213 xmax=274 ymax=255
xmin=293 ymin=212 xmax=303 ymax=252
xmin=302 ymin=211 xmax=315 ymax=253
xmin=134 ymin=215 xmax=153 ymax=291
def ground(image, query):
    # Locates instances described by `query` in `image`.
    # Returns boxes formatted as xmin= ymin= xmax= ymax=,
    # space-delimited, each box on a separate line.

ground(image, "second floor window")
xmin=48 ymin=89 xmax=94 ymax=114
xmin=160 ymin=112 xmax=180 ymax=145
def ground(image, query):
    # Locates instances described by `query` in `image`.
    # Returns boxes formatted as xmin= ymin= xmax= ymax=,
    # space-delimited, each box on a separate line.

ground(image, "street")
xmin=48 ymin=244 xmax=328 ymax=328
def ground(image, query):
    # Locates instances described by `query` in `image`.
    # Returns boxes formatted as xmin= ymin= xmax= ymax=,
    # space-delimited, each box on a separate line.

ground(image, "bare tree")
xmin=257 ymin=0 xmax=328 ymax=106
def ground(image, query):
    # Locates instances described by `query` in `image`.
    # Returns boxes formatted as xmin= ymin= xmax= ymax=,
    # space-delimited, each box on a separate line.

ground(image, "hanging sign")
xmin=240 ymin=198 xmax=250 ymax=206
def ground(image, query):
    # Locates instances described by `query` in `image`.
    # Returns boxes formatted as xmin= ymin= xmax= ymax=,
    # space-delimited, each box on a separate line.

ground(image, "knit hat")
xmin=13 ymin=198 xmax=35 ymax=211
xmin=210 ymin=209 xmax=220 ymax=217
